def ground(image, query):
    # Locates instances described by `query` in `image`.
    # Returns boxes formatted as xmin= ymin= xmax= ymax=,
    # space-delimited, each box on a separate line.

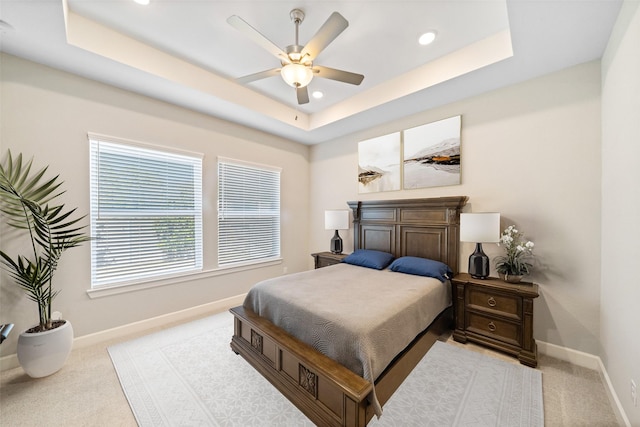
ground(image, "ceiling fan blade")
xmin=236 ymin=68 xmax=281 ymax=84
xmin=296 ymin=86 xmax=310 ymax=104
xmin=300 ymin=12 xmax=348 ymax=60
xmin=313 ymin=65 xmax=364 ymax=85
xmin=227 ymin=15 xmax=289 ymax=62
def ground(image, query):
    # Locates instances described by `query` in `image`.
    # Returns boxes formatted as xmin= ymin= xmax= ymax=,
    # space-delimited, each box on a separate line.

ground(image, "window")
xmin=218 ymin=157 xmax=281 ymax=266
xmin=89 ymin=135 xmax=203 ymax=287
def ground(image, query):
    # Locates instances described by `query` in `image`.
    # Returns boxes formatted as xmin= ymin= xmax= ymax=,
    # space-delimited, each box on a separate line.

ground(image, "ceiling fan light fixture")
xmin=281 ymin=63 xmax=313 ymax=88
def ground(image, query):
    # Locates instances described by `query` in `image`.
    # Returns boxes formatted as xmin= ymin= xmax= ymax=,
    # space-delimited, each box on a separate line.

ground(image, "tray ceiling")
xmin=0 ymin=0 xmax=622 ymax=144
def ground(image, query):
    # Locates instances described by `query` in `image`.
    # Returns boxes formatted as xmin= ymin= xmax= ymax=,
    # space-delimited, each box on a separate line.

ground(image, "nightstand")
xmin=451 ymin=273 xmax=539 ymax=367
xmin=311 ymin=252 xmax=348 ymax=269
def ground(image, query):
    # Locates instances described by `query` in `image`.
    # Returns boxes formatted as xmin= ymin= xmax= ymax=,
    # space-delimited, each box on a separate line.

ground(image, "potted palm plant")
xmin=0 ymin=150 xmax=88 ymax=377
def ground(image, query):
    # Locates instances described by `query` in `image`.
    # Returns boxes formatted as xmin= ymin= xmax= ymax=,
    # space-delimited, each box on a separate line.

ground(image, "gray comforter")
xmin=243 ymin=262 xmax=451 ymax=416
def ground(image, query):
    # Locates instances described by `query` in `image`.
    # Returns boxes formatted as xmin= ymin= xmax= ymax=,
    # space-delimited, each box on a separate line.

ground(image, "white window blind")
xmin=218 ymin=158 xmax=281 ymax=266
xmin=89 ymin=136 xmax=203 ymax=287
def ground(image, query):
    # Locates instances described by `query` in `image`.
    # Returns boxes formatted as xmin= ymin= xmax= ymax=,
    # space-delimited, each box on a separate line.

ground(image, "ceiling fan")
xmin=227 ymin=9 xmax=364 ymax=105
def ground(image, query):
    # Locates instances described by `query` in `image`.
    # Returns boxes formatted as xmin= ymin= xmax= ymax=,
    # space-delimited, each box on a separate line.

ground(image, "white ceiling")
xmin=0 ymin=0 xmax=622 ymax=145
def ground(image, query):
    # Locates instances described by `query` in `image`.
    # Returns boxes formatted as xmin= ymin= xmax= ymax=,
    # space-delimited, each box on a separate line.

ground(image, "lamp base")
xmin=468 ymin=242 xmax=490 ymax=279
xmin=330 ymin=230 xmax=343 ymax=254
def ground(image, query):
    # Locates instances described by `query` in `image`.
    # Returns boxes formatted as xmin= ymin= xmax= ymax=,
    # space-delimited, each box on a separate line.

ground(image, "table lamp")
xmin=325 ymin=210 xmax=349 ymax=254
xmin=460 ymin=212 xmax=500 ymax=279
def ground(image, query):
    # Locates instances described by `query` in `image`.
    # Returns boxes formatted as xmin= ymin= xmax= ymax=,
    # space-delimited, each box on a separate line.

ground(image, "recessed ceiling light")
xmin=134 ymin=0 xmax=150 ymax=5
xmin=418 ymin=31 xmax=437 ymax=46
xmin=312 ymin=91 xmax=324 ymax=99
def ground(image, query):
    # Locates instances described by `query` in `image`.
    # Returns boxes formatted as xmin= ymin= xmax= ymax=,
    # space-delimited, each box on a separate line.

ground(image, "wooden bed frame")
xmin=230 ymin=196 xmax=468 ymax=427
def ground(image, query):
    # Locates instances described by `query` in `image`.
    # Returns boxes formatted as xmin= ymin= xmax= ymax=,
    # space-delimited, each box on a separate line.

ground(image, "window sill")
xmin=86 ymin=258 xmax=283 ymax=299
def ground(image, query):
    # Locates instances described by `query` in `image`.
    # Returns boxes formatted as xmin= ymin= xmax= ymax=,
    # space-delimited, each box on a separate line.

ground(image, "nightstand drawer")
xmin=467 ymin=286 xmax=521 ymax=320
xmin=467 ymin=311 xmax=521 ymax=347
xmin=317 ymin=257 xmax=341 ymax=268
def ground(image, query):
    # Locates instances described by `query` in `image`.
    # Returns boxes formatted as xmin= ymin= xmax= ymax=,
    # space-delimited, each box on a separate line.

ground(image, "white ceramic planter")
xmin=17 ymin=320 xmax=74 ymax=378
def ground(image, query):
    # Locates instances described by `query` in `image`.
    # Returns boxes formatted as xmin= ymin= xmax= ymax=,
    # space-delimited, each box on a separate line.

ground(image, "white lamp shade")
xmin=460 ymin=213 xmax=500 ymax=243
xmin=281 ymin=63 xmax=313 ymax=88
xmin=325 ymin=210 xmax=349 ymax=230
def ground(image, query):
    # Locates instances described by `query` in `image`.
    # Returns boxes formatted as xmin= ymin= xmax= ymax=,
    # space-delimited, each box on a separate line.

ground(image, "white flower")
xmin=495 ymin=224 xmax=536 ymax=276
xmin=501 ymin=235 xmax=513 ymax=245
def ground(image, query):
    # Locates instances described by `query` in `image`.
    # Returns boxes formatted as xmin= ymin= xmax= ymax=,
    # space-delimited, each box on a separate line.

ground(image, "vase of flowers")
xmin=494 ymin=225 xmax=534 ymax=283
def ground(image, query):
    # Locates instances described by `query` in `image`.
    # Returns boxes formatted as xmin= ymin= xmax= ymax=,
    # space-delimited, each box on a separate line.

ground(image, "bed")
xmin=230 ymin=196 xmax=468 ymax=427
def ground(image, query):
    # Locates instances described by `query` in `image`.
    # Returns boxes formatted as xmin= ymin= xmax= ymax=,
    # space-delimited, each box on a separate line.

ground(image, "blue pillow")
xmin=389 ymin=256 xmax=452 ymax=282
xmin=342 ymin=249 xmax=395 ymax=270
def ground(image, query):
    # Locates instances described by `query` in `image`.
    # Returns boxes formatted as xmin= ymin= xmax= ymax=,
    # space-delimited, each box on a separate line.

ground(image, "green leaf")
xmin=0 ymin=149 xmax=89 ymax=330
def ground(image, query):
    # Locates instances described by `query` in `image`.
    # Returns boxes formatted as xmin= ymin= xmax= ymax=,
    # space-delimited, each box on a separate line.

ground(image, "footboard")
xmin=230 ymin=306 xmax=373 ymax=427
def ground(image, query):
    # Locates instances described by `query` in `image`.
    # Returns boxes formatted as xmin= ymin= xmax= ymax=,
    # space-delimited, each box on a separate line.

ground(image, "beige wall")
xmin=0 ymin=54 xmax=310 ymax=356
xmin=601 ymin=1 xmax=640 ymax=424
xmin=310 ymin=61 xmax=603 ymax=355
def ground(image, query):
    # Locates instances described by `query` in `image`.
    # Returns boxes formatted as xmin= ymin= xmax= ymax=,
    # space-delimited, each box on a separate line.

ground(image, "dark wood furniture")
xmin=451 ymin=273 xmax=539 ymax=367
xmin=311 ymin=251 xmax=348 ymax=269
xmin=230 ymin=196 xmax=467 ymax=427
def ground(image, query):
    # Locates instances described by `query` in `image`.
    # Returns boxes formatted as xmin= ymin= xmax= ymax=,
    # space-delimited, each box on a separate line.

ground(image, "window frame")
xmin=217 ymin=156 xmax=282 ymax=268
xmin=88 ymin=133 xmax=204 ymax=289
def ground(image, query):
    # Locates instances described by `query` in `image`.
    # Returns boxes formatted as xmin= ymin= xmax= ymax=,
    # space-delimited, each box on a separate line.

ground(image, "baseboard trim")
xmin=537 ymin=340 xmax=631 ymax=427
xmin=537 ymin=339 xmax=600 ymax=370
xmin=597 ymin=356 xmax=632 ymax=427
xmin=0 ymin=294 xmax=246 ymax=373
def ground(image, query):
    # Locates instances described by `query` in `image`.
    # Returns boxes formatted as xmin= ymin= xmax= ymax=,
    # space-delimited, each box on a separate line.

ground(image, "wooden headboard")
xmin=347 ymin=197 xmax=468 ymax=275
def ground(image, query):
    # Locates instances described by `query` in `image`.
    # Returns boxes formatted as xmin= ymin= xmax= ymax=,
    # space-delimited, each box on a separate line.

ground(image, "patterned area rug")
xmin=368 ymin=341 xmax=543 ymax=426
xmin=108 ymin=311 xmax=543 ymax=426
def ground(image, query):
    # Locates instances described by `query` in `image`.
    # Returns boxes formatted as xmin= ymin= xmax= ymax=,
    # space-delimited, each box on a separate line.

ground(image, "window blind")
xmin=218 ymin=158 xmax=281 ymax=266
xmin=89 ymin=136 xmax=203 ymax=287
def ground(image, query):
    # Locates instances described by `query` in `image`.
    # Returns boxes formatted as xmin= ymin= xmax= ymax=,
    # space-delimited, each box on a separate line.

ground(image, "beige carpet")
xmin=0 ymin=310 xmax=622 ymax=426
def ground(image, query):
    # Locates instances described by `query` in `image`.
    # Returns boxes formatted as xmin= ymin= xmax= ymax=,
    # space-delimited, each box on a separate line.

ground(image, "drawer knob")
xmin=488 ymin=321 xmax=497 ymax=332
xmin=487 ymin=296 xmax=497 ymax=307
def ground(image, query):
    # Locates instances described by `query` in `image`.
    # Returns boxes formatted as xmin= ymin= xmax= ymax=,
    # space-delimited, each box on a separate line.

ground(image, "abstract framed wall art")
xmin=403 ymin=115 xmax=461 ymax=189
xmin=358 ymin=132 xmax=401 ymax=193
